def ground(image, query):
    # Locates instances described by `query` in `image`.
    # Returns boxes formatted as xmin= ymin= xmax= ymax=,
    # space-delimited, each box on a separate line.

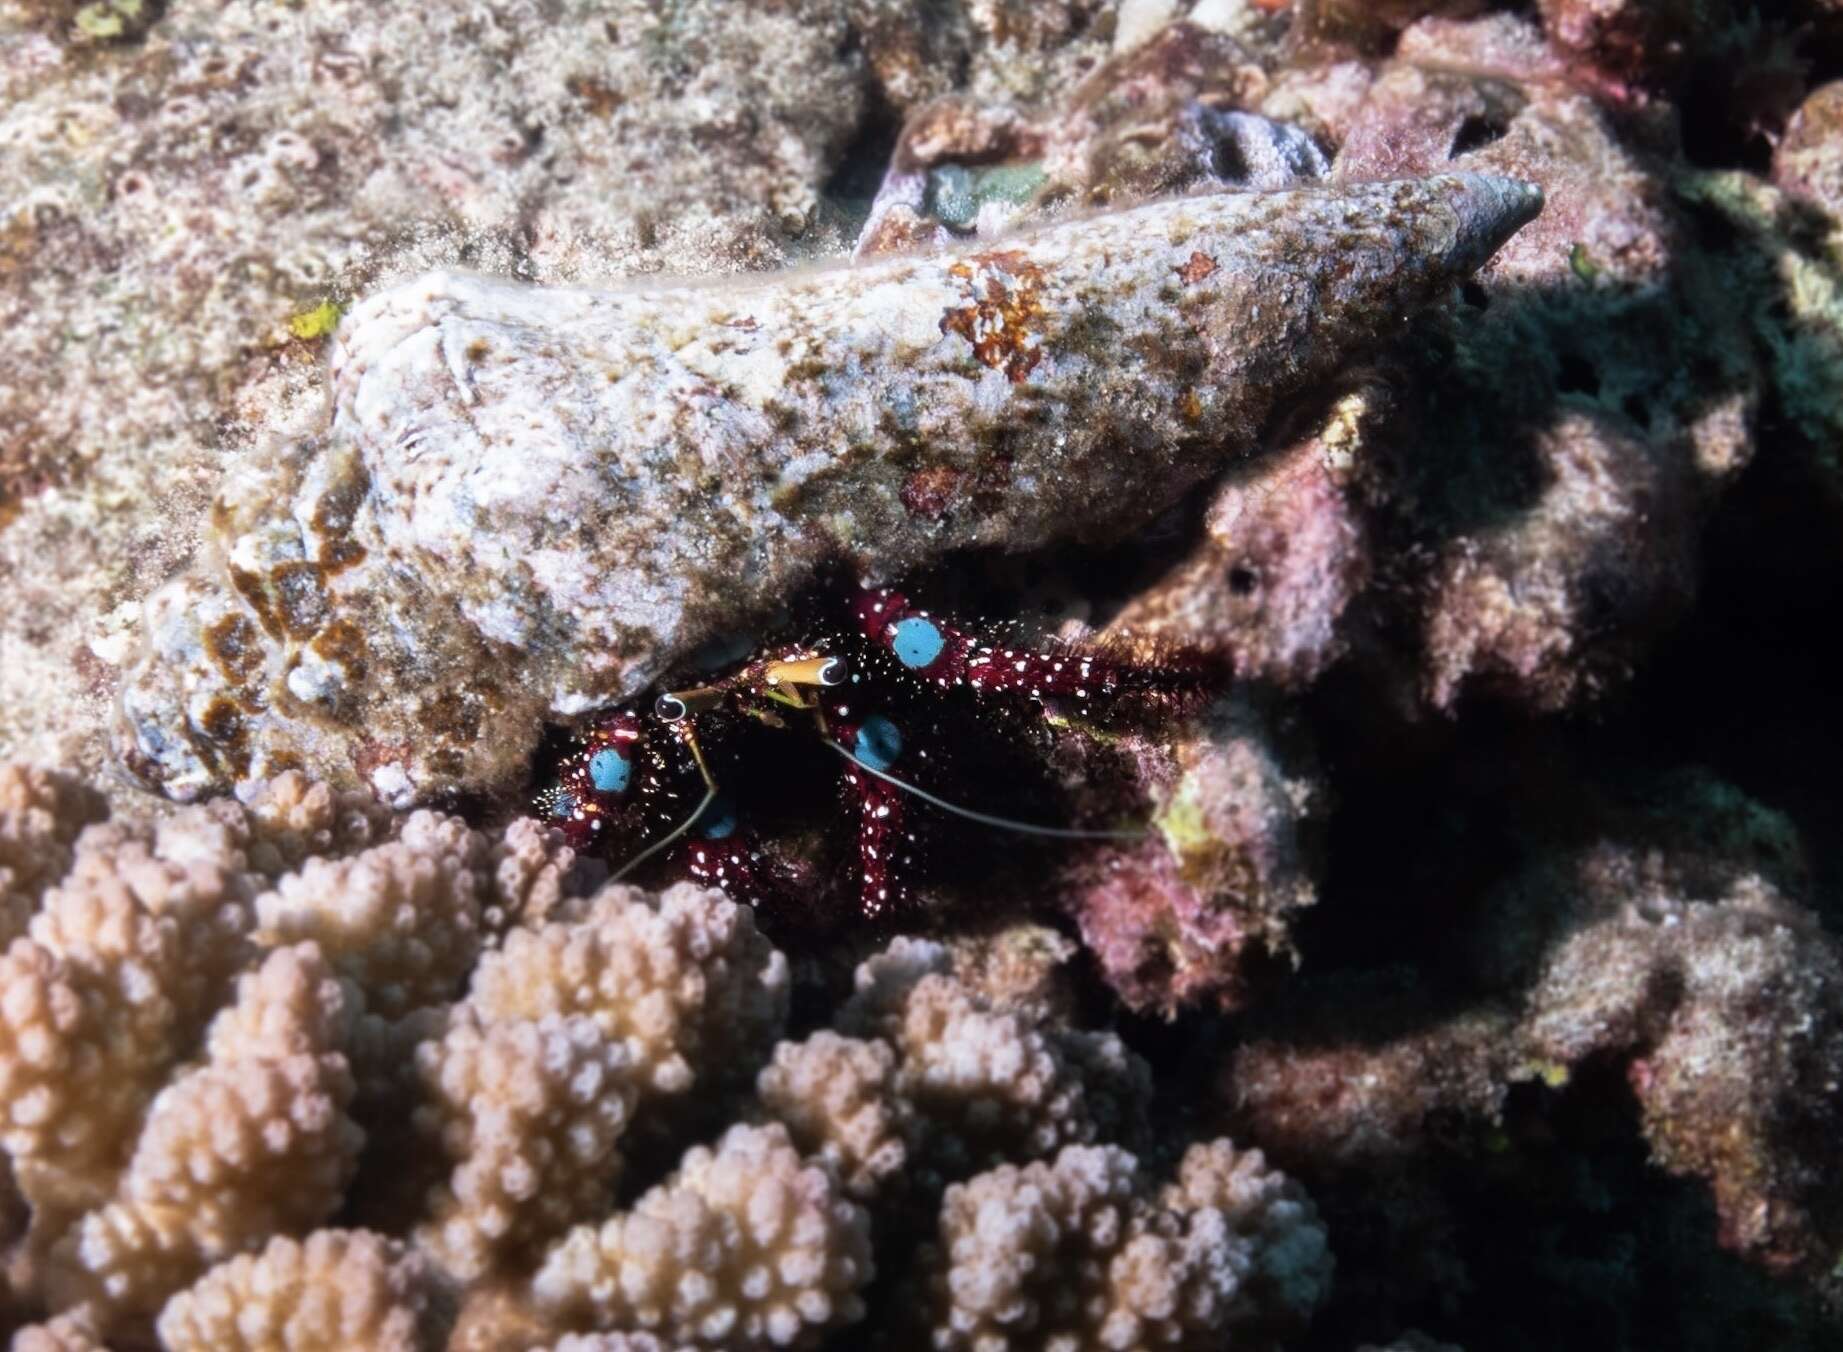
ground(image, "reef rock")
xmin=115 ymin=173 xmax=1541 ymax=806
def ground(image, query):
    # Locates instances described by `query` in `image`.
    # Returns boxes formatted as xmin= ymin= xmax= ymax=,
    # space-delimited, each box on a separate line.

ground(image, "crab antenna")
xmin=612 ymin=725 xmax=721 ymax=881
xmin=825 ymin=740 xmax=1149 ymax=842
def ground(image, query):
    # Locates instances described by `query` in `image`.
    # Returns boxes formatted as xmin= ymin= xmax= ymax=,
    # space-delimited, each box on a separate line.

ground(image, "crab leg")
xmin=854 ymin=587 xmax=1210 ymax=707
xmin=833 ymin=710 xmax=918 ymax=919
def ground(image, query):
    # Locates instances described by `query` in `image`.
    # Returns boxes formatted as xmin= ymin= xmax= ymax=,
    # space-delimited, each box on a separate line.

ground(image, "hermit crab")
xmin=535 ymin=585 xmax=1213 ymax=922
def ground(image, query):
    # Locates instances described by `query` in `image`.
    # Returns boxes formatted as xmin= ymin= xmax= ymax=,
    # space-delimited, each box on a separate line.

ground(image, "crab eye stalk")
xmin=763 ymin=655 xmax=849 ymax=688
xmin=655 ymin=686 xmax=723 ymax=723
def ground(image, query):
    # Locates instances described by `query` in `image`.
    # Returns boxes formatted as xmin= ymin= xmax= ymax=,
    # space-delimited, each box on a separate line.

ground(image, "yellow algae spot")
xmin=1154 ymin=780 xmax=1212 ymax=861
xmin=1515 ymin=1059 xmax=1572 ymax=1089
xmin=288 ymin=299 xmax=344 ymax=341
xmin=1319 ymin=389 xmax=1372 ymax=474
xmin=73 ymin=0 xmax=145 ymax=40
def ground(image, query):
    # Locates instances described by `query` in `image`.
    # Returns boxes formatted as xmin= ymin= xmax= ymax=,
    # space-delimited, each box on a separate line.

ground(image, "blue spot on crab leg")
xmin=588 ymin=747 xmax=632 ymax=794
xmin=852 ymin=714 xmax=903 ymax=772
xmin=891 ymin=616 xmax=947 ymax=670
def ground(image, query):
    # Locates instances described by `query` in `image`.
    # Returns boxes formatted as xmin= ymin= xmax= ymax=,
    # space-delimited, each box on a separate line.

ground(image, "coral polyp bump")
xmin=112 ymin=174 xmax=1540 ymax=808
xmin=537 ymin=586 xmax=1213 ymax=921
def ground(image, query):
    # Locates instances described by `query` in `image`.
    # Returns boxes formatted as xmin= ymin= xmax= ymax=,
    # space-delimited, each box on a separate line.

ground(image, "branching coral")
xmin=42 ymin=943 xmax=363 ymax=1322
xmin=532 ymin=1122 xmax=874 ymax=1349
xmin=411 ymin=1009 xmax=637 ymax=1283
xmin=0 ymin=765 xmax=1326 ymax=1347
xmin=929 ymin=1139 xmax=1331 ymax=1350
xmin=0 ymin=768 xmax=576 ymax=1339
xmin=754 ymin=1033 xmax=915 ymax=1201
xmin=255 ymin=812 xmax=490 ymax=1017
xmin=467 ymin=882 xmax=790 ymax=1101
xmin=836 ymin=938 xmax=1152 ymax=1175
xmin=398 ymin=879 xmax=791 ymax=1282
xmin=0 ymin=765 xmax=106 ymax=944
xmin=156 ymin=1229 xmax=453 ymax=1352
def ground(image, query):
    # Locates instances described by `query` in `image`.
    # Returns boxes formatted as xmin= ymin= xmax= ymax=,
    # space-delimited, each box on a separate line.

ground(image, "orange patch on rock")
xmin=900 ymin=464 xmax=964 ymax=520
xmin=1177 ymin=250 xmax=1218 ymax=284
xmin=941 ymin=250 xmax=1048 ymax=383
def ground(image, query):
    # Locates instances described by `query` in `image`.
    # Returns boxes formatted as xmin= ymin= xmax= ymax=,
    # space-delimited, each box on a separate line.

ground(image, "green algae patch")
xmin=288 ymin=300 xmax=344 ymax=342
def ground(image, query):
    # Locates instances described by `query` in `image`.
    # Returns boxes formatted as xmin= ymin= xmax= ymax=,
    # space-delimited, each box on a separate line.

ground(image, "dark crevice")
xmin=1556 ymin=351 xmax=1602 ymax=398
xmin=1450 ymin=112 xmax=1509 ymax=159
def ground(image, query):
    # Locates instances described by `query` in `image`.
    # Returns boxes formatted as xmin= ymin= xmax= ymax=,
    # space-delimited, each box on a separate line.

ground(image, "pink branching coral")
xmin=0 ymin=765 xmax=106 ymax=944
xmin=0 ymin=768 xmax=570 ymax=1339
xmin=466 ymin=882 xmax=790 ymax=1101
xmin=533 ymin=1122 xmax=874 ymax=1349
xmin=754 ymin=1032 xmax=915 ymax=1201
xmin=0 ymin=764 xmax=1332 ymax=1348
xmin=254 ymin=811 xmax=491 ymax=1017
xmin=929 ymin=1139 xmax=1331 ymax=1350
xmin=41 ymin=943 xmax=363 ymax=1323
xmin=156 ymin=1229 xmax=452 ymax=1352
xmin=835 ymin=937 xmax=1152 ymax=1175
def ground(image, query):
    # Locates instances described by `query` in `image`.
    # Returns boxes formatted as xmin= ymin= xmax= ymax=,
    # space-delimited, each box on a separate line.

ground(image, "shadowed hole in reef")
xmin=1450 ymin=113 xmax=1509 ymax=159
xmin=822 ymin=96 xmax=903 ymax=229
xmin=1213 ymin=133 xmax=1250 ymax=184
xmin=1556 ymin=351 xmax=1601 ymax=398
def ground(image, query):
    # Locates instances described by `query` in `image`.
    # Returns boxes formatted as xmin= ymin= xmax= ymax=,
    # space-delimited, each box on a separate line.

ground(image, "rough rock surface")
xmin=0 ymin=0 xmax=879 ymax=799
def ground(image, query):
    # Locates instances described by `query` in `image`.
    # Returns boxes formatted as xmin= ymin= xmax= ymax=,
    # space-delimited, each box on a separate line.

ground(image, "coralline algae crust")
xmin=116 ymin=174 xmax=1539 ymax=806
